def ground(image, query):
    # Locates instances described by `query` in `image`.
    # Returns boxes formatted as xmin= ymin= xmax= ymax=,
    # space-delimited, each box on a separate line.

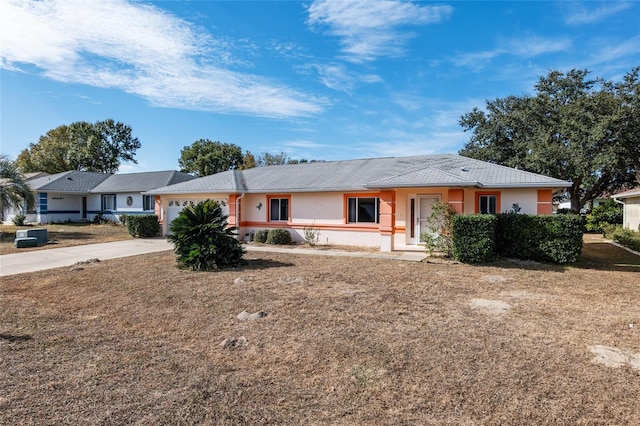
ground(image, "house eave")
xmin=364 ymin=182 xmax=482 ymax=189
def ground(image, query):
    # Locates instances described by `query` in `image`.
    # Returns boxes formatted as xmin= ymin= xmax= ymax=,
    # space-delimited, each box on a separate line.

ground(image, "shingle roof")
xmin=612 ymin=187 xmax=640 ymax=199
xmin=29 ymin=171 xmax=111 ymax=193
xmin=149 ymin=154 xmax=572 ymax=195
xmin=90 ymin=171 xmax=194 ymax=193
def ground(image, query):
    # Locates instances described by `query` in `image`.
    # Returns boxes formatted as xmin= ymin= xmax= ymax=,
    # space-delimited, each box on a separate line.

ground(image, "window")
xmin=102 ymin=194 xmax=116 ymax=211
xmin=478 ymin=194 xmax=498 ymax=214
xmin=143 ymin=195 xmax=155 ymax=211
xmin=269 ymin=197 xmax=289 ymax=221
xmin=347 ymin=197 xmax=379 ymax=223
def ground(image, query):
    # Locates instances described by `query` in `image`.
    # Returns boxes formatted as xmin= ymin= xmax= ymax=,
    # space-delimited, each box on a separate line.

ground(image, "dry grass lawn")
xmin=0 ymin=223 xmax=133 ymax=255
xmin=1 ymin=235 xmax=639 ymax=425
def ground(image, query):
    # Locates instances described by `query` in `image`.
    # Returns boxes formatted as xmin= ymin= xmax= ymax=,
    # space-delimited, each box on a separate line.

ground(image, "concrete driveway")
xmin=0 ymin=239 xmax=173 ymax=277
xmin=1 ymin=239 xmax=427 ymax=277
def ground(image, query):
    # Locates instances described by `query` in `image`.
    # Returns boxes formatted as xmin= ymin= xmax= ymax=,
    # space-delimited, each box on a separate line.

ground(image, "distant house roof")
xmin=148 ymin=154 xmax=572 ymax=195
xmin=90 ymin=171 xmax=194 ymax=193
xmin=29 ymin=171 xmax=111 ymax=193
xmin=613 ymin=187 xmax=640 ymax=199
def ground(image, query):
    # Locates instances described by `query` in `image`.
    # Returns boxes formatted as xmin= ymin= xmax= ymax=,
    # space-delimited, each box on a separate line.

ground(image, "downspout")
xmin=235 ymin=192 xmax=245 ymax=240
xmin=612 ymin=196 xmax=626 ymax=229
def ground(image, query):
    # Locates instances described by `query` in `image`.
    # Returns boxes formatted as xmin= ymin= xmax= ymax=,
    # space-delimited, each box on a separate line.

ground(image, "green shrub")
xmin=303 ymin=223 xmax=321 ymax=246
xmin=168 ymin=199 xmax=244 ymax=271
xmin=125 ymin=215 xmax=161 ymax=238
xmin=496 ymin=213 xmax=583 ymax=263
xmin=420 ymin=200 xmax=457 ymax=257
xmin=452 ymin=215 xmax=497 ymax=263
xmin=603 ymin=224 xmax=620 ymax=239
xmin=266 ymin=228 xmax=292 ymax=245
xmin=254 ymin=229 xmax=269 ymax=243
xmin=610 ymin=227 xmax=640 ymax=252
xmin=11 ymin=213 xmax=27 ymax=226
xmin=585 ymin=200 xmax=623 ymax=233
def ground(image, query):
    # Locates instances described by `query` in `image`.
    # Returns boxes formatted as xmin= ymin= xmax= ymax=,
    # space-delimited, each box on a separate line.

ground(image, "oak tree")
xmin=459 ymin=67 xmax=640 ymax=213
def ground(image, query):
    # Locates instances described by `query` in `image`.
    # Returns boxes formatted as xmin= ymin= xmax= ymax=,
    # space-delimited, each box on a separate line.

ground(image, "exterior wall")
xmin=157 ymin=186 xmax=561 ymax=251
xmin=35 ymin=192 xmax=85 ymax=224
xmin=622 ymin=196 xmax=640 ymax=231
xmin=238 ymin=191 xmax=381 ymax=247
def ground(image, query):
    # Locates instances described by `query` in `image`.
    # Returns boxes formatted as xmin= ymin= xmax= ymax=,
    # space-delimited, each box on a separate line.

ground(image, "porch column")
xmin=537 ymin=190 xmax=553 ymax=214
xmin=448 ymin=189 xmax=465 ymax=213
xmin=379 ymin=190 xmax=395 ymax=252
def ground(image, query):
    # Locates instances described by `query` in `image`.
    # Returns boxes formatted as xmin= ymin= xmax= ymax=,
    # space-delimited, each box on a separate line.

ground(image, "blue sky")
xmin=1 ymin=0 xmax=639 ymax=173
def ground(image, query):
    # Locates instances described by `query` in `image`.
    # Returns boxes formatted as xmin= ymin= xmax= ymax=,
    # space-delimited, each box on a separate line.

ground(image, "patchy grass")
xmin=1 ymin=237 xmax=639 ymax=424
xmin=0 ymin=223 xmax=132 ymax=254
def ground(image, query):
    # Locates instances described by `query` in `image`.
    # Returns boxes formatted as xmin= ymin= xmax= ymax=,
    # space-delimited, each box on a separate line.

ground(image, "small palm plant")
xmin=168 ymin=199 xmax=244 ymax=271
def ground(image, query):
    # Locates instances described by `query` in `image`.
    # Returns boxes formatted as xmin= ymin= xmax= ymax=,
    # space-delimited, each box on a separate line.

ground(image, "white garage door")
xmin=166 ymin=199 xmax=229 ymax=230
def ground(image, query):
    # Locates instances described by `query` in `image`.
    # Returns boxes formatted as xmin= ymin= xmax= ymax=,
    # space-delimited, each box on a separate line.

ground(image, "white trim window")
xmin=348 ymin=197 xmax=379 ymax=223
xmin=101 ymin=194 xmax=116 ymax=211
xmin=269 ymin=197 xmax=289 ymax=221
xmin=479 ymin=194 xmax=497 ymax=214
xmin=143 ymin=195 xmax=155 ymax=211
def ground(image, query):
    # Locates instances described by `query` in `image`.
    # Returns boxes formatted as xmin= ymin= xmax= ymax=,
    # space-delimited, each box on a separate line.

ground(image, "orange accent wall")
xmin=154 ymin=196 xmax=162 ymax=221
xmin=537 ymin=189 xmax=553 ymax=214
xmin=448 ymin=189 xmax=464 ymax=213
xmin=379 ymin=190 xmax=395 ymax=235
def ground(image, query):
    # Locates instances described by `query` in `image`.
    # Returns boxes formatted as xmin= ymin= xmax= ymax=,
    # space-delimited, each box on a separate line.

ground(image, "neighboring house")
xmin=1 ymin=172 xmax=49 ymax=223
xmin=613 ymin=188 xmax=640 ymax=231
xmin=148 ymin=154 xmax=572 ymax=252
xmin=89 ymin=170 xmax=194 ymax=222
xmin=24 ymin=170 xmax=194 ymax=224
xmin=27 ymin=171 xmax=111 ymax=224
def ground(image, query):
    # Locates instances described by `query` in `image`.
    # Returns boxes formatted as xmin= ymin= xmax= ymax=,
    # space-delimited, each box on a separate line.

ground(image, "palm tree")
xmin=168 ymin=199 xmax=245 ymax=271
xmin=0 ymin=155 xmax=35 ymax=222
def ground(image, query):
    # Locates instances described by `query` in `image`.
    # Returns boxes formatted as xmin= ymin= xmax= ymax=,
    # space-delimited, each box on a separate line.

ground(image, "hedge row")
xmin=452 ymin=213 xmax=583 ymax=264
xmin=253 ymin=229 xmax=292 ymax=245
xmin=125 ymin=214 xmax=161 ymax=238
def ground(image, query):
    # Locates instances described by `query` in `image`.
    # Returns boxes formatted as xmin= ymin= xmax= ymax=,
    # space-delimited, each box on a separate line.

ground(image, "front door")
xmin=82 ymin=197 xmax=87 ymax=220
xmin=417 ymin=195 xmax=440 ymax=243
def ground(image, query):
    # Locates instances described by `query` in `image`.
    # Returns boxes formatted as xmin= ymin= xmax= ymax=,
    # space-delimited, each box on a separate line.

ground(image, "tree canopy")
xmin=16 ymin=119 xmax=141 ymax=174
xmin=0 ymin=154 xmax=35 ymax=221
xmin=459 ymin=67 xmax=640 ymax=213
xmin=178 ymin=139 xmax=247 ymax=176
xmin=179 ymin=140 xmax=317 ymax=176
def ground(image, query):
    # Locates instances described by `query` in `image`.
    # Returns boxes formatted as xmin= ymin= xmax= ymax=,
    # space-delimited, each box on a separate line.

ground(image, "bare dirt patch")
xmin=470 ymin=298 xmax=512 ymax=316
xmin=1 ymin=237 xmax=639 ymax=424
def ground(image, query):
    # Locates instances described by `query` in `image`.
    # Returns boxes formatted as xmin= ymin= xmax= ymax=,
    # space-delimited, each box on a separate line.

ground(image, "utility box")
xmin=16 ymin=228 xmax=48 ymax=245
xmin=14 ymin=237 xmax=39 ymax=248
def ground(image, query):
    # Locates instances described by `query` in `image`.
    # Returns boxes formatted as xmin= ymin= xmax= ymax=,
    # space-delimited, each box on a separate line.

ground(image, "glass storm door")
xmin=417 ymin=196 xmax=439 ymax=242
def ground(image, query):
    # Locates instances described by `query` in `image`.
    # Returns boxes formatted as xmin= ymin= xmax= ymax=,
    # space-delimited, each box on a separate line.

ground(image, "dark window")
xmin=143 ymin=195 xmax=155 ymax=211
xmin=270 ymin=198 xmax=289 ymax=221
xmin=347 ymin=197 xmax=379 ymax=223
xmin=102 ymin=194 xmax=116 ymax=211
xmin=479 ymin=195 xmax=497 ymax=214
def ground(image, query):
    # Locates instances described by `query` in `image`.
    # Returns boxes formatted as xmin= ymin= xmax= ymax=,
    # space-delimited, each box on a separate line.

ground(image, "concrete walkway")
xmin=0 ymin=240 xmax=427 ymax=277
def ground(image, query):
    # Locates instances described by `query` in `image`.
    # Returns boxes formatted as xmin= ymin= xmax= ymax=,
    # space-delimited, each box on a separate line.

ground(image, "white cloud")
xmin=451 ymin=35 xmax=571 ymax=71
xmin=305 ymin=63 xmax=382 ymax=93
xmin=307 ymin=0 xmax=452 ymax=63
xmin=0 ymin=0 xmax=322 ymax=118
xmin=506 ymin=35 xmax=572 ymax=58
xmin=565 ymin=1 xmax=631 ymax=25
xmin=587 ymin=35 xmax=640 ymax=65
